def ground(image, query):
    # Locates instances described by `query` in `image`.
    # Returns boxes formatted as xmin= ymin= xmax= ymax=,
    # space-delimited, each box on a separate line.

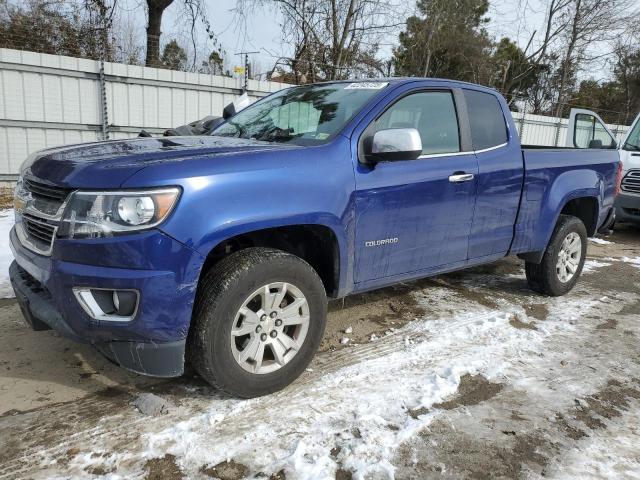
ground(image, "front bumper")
xmin=9 ymin=226 xmax=205 ymax=377
xmin=615 ymin=192 xmax=640 ymax=223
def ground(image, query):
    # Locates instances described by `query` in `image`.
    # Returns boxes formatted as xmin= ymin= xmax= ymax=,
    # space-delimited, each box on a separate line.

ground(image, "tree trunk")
xmin=145 ymin=0 xmax=174 ymax=67
xmin=554 ymin=0 xmax=580 ymax=118
xmin=330 ymin=0 xmax=356 ymax=80
xmin=421 ymin=8 xmax=440 ymax=77
xmin=423 ymin=49 xmax=432 ymax=77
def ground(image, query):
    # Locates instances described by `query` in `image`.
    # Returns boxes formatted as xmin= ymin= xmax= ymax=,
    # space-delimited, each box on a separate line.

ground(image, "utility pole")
xmin=235 ymin=51 xmax=259 ymax=92
xmin=97 ymin=6 xmax=110 ymax=140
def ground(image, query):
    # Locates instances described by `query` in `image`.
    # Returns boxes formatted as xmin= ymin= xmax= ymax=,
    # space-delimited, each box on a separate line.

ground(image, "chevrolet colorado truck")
xmin=10 ymin=79 xmax=620 ymax=397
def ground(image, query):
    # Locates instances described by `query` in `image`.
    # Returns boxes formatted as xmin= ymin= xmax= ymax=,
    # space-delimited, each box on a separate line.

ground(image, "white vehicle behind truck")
xmin=567 ymin=109 xmax=640 ymax=226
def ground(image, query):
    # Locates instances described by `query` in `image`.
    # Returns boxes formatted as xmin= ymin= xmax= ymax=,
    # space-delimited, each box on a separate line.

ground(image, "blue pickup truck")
xmin=10 ymin=78 xmax=620 ymax=397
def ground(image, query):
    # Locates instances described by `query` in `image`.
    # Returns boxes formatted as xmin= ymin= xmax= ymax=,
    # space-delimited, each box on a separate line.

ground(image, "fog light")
xmin=73 ymin=287 xmax=139 ymax=321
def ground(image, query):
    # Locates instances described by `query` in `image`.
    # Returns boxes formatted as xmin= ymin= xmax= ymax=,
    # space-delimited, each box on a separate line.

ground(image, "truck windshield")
xmin=210 ymin=83 xmax=388 ymax=145
xmin=623 ymin=119 xmax=640 ymax=151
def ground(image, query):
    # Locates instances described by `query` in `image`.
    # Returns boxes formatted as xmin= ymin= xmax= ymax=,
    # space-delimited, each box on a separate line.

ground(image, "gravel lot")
xmin=1 ymin=226 xmax=639 ymax=480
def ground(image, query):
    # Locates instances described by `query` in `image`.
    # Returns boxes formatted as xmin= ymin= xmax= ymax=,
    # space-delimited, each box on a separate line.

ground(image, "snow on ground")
xmin=589 ymin=237 xmax=613 ymax=245
xmin=0 ymin=210 xmax=14 ymax=298
xmin=620 ymin=256 xmax=640 ymax=268
xmin=551 ymin=402 xmax=640 ymax=480
xmin=582 ymin=259 xmax=612 ymax=273
xmin=141 ymin=312 xmax=512 ymax=479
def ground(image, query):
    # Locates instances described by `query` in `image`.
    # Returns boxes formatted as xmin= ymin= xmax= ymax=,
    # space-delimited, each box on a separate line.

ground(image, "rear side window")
xmin=464 ymin=90 xmax=508 ymax=150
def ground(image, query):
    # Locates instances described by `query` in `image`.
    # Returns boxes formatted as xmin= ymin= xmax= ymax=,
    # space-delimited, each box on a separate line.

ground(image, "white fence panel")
xmin=0 ymin=48 xmax=288 ymax=179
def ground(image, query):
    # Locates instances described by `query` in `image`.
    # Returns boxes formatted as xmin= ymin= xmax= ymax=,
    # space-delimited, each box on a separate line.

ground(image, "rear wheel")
xmin=189 ymin=247 xmax=327 ymax=397
xmin=525 ymin=214 xmax=587 ymax=296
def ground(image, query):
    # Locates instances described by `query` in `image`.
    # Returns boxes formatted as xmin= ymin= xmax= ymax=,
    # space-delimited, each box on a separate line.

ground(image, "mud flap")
xmin=598 ymin=207 xmax=615 ymax=234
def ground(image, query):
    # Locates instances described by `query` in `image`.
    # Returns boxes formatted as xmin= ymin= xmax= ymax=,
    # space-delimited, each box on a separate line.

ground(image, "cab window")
xmin=374 ymin=91 xmax=461 ymax=156
xmin=574 ymin=113 xmax=616 ymax=149
xmin=464 ymin=89 xmax=508 ymax=150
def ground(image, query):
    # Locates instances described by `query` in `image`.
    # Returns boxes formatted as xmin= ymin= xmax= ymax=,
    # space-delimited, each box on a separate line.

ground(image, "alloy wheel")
xmin=230 ymin=282 xmax=310 ymax=374
xmin=556 ymin=232 xmax=582 ymax=283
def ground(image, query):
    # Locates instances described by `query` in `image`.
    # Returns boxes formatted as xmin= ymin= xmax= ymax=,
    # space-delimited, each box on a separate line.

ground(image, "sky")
xmin=120 ymin=0 xmax=615 ymax=81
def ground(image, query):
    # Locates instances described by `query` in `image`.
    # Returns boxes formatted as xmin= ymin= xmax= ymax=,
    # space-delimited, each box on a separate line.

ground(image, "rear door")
xmin=464 ymin=89 xmax=524 ymax=259
xmin=353 ymin=87 xmax=479 ymax=283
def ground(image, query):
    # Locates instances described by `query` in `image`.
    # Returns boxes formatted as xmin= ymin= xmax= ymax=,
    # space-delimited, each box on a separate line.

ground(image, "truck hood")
xmin=21 ymin=136 xmax=297 ymax=188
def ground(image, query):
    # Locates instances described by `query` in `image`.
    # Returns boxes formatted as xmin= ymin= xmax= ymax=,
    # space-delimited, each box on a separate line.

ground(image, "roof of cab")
xmin=308 ymin=77 xmax=498 ymax=92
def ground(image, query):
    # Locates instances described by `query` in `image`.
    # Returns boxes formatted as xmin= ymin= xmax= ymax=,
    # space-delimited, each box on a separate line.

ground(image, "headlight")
xmin=58 ymin=187 xmax=181 ymax=239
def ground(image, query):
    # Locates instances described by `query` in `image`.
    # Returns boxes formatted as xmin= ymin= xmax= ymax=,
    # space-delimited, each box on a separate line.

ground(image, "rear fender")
xmin=536 ymin=169 xmax=601 ymax=251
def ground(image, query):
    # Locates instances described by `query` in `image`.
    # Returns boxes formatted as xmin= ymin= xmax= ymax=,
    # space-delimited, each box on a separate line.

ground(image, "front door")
xmin=354 ymin=89 xmax=478 ymax=283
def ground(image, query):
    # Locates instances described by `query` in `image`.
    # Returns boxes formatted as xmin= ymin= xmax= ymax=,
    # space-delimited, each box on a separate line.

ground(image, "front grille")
xmin=16 ymin=177 xmax=69 ymax=255
xmin=621 ymin=169 xmax=640 ymax=194
xmin=24 ymin=178 xmax=69 ymax=202
xmin=22 ymin=214 xmax=56 ymax=250
xmin=24 ymin=178 xmax=71 ymax=216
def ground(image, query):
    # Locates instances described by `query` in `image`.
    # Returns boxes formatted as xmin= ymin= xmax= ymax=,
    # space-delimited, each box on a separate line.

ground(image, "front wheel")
xmin=189 ymin=247 xmax=327 ymax=398
xmin=525 ymin=214 xmax=587 ymax=296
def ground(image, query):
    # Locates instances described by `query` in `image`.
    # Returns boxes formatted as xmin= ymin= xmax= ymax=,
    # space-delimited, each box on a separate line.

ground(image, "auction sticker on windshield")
xmin=344 ymin=82 xmax=388 ymax=89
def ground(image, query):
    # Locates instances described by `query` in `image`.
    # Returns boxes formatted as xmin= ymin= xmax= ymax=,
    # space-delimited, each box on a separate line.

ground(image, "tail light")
xmin=614 ymin=161 xmax=623 ymax=197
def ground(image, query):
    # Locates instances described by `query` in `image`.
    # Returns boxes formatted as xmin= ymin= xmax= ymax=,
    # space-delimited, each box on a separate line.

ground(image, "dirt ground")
xmin=1 ymin=225 xmax=640 ymax=479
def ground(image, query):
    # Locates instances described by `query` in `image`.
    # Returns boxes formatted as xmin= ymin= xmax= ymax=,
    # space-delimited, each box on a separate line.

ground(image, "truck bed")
xmin=510 ymin=147 xmax=619 ymax=257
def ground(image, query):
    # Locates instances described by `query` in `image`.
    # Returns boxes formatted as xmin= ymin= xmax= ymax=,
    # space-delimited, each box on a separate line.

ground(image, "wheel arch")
xmin=518 ymin=189 xmax=600 ymax=265
xmin=197 ymin=221 xmax=345 ymax=299
xmin=539 ymin=168 xmax=602 ymax=250
xmin=559 ymin=196 xmax=599 ymax=236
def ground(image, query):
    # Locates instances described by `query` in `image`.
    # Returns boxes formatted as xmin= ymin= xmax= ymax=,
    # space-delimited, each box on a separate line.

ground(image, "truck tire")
xmin=189 ymin=247 xmax=327 ymax=397
xmin=525 ymin=214 xmax=587 ymax=296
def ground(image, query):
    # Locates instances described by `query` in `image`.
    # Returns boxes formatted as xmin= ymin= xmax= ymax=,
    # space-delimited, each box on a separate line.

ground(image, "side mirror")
xmin=364 ymin=128 xmax=422 ymax=164
xmin=588 ymin=139 xmax=603 ymax=149
xmin=223 ymin=93 xmax=251 ymax=119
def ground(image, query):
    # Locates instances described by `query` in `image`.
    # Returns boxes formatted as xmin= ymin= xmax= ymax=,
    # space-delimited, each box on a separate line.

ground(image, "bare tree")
xmin=553 ymin=0 xmax=633 ymax=117
xmin=611 ymin=35 xmax=640 ymax=124
xmin=238 ymin=0 xmax=406 ymax=81
xmin=517 ymin=0 xmax=571 ymax=112
xmin=112 ymin=13 xmax=145 ymax=65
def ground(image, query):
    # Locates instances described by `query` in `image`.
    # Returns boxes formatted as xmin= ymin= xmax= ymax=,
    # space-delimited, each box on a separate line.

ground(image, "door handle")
xmin=449 ymin=173 xmax=475 ymax=183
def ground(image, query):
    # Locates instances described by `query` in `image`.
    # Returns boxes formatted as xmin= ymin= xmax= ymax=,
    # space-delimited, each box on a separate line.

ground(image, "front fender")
xmin=194 ymin=214 xmax=349 ymax=287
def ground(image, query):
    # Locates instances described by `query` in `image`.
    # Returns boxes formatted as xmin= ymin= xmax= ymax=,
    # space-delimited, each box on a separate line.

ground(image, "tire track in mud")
xmin=0 ymin=262 xmax=636 ymax=479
